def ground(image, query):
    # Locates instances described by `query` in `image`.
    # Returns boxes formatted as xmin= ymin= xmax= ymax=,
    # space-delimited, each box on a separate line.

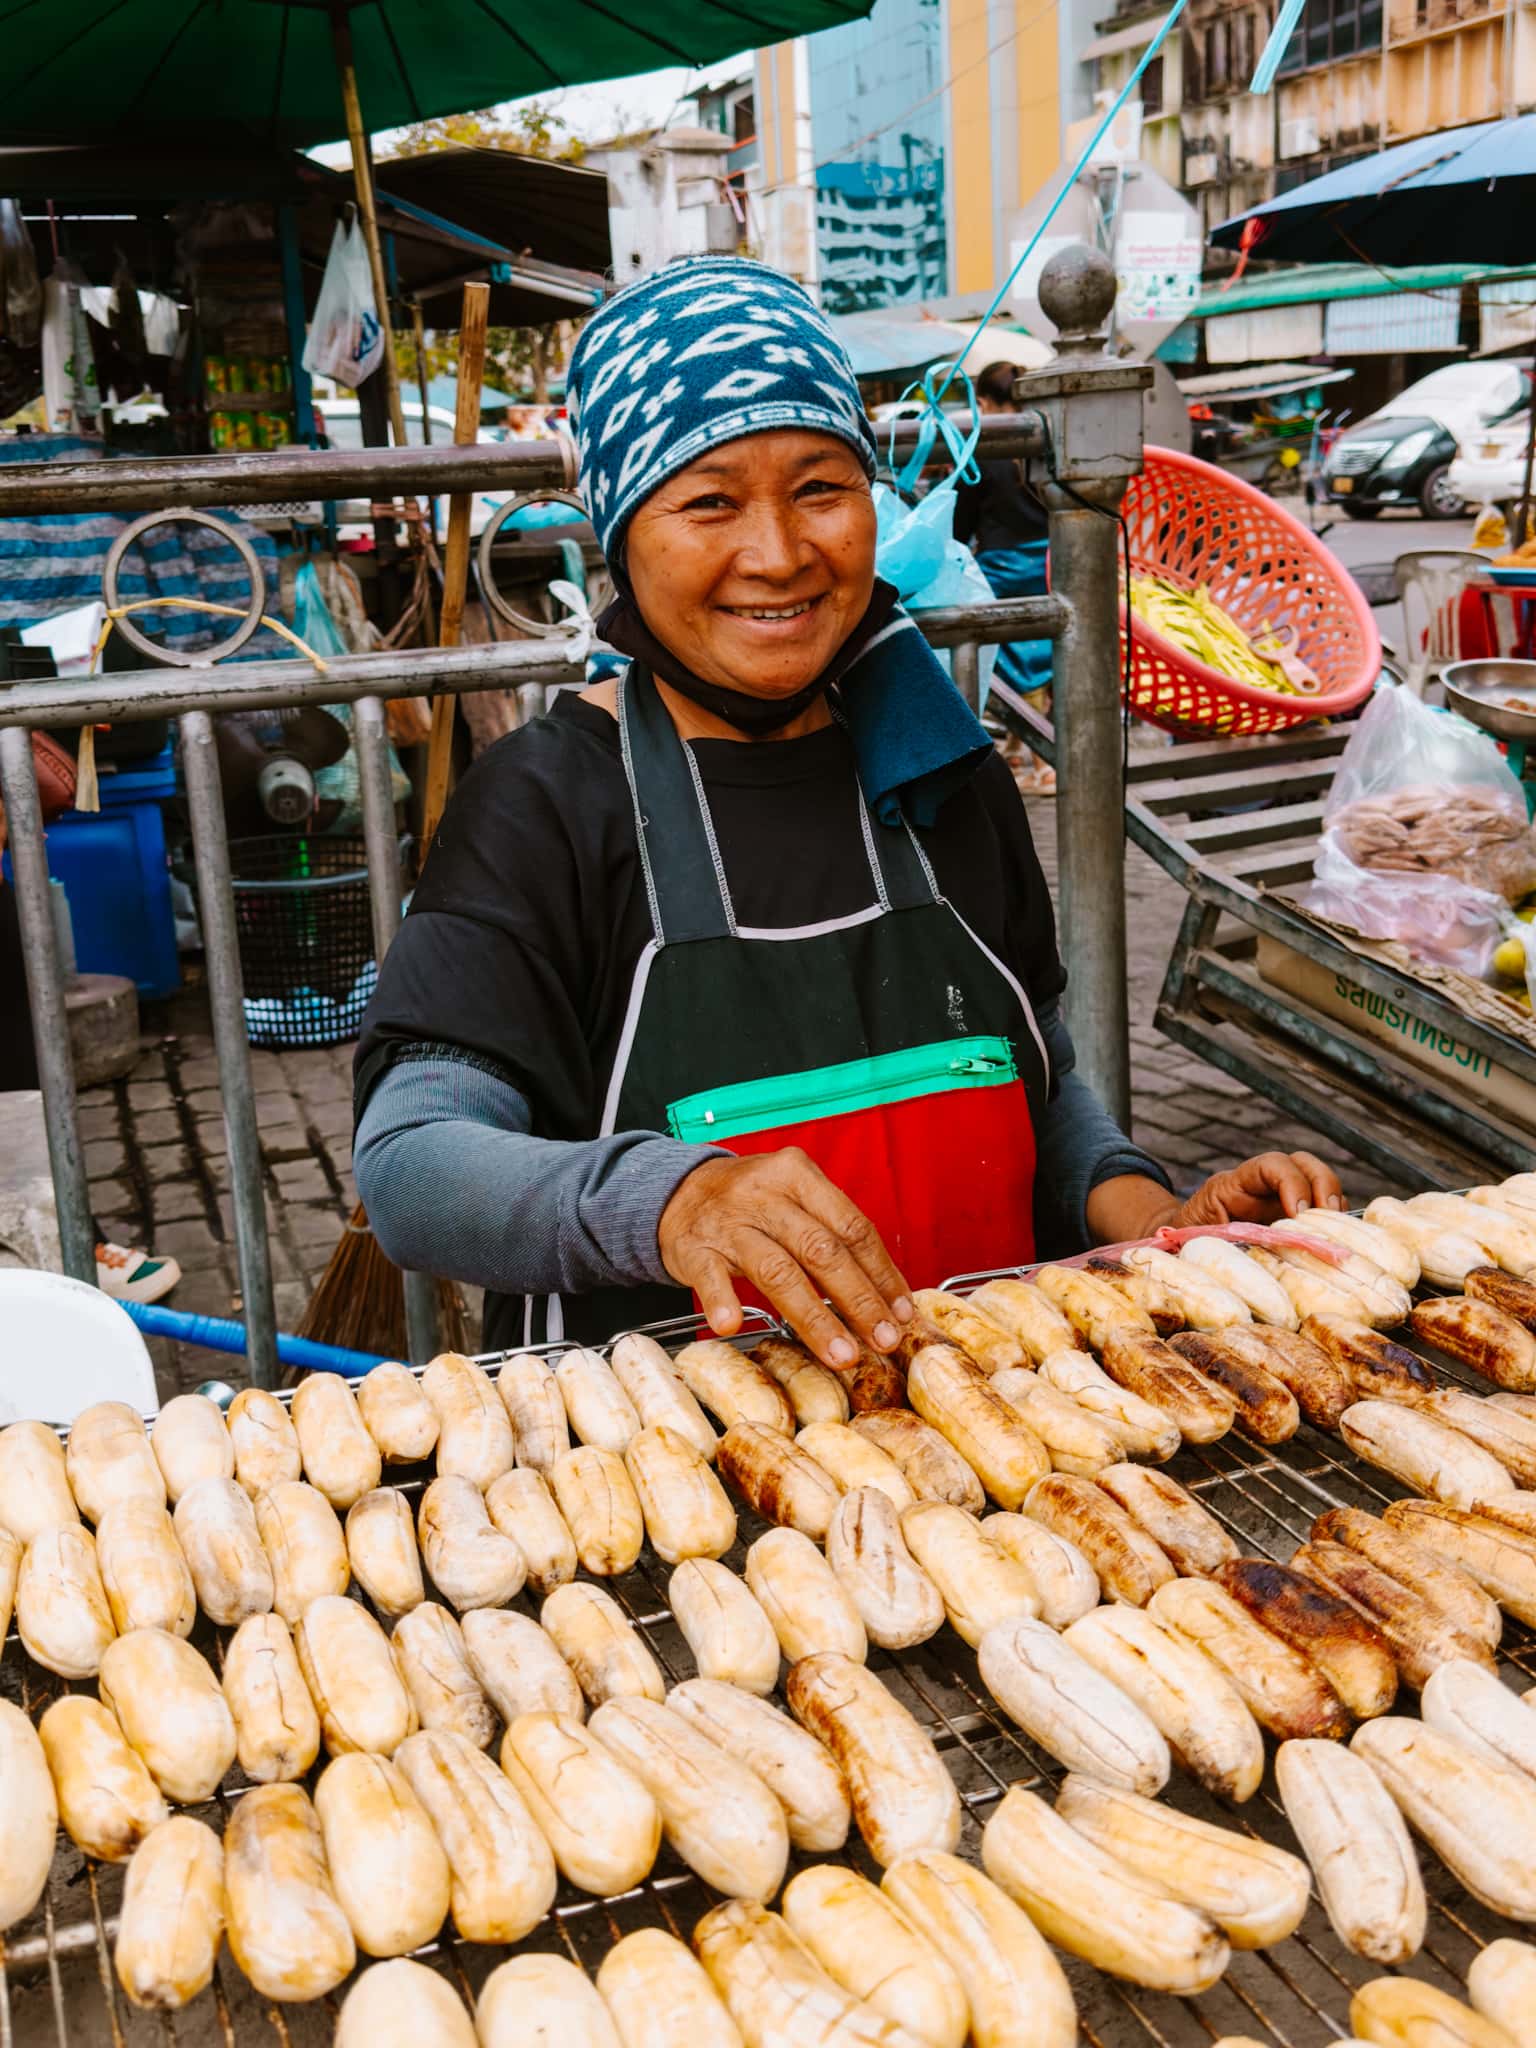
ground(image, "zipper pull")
xmin=949 ymin=1054 xmax=1004 ymax=1075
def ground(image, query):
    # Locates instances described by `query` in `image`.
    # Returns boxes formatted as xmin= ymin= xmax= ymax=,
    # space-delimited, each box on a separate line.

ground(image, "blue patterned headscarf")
xmin=567 ymin=257 xmax=878 ymax=568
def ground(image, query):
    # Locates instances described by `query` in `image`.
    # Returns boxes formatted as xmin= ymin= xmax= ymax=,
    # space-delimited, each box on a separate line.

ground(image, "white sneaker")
xmin=96 ymin=1242 xmax=182 ymax=1305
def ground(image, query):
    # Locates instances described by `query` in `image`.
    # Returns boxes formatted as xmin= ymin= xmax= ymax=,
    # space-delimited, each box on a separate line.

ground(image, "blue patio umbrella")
xmin=1209 ymin=113 xmax=1536 ymax=268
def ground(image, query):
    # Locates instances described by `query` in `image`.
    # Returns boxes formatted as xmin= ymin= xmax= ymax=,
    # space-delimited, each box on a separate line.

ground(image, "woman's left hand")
xmin=1172 ymin=1150 xmax=1345 ymax=1227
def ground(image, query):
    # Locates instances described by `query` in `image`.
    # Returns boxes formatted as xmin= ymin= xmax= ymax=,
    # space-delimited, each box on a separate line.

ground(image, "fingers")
xmin=1288 ymin=1150 xmax=1346 ymax=1211
xmin=731 ymin=1225 xmax=862 ymax=1367
xmin=673 ymin=1246 xmax=745 ymax=1339
xmin=758 ymin=1196 xmax=902 ymax=1356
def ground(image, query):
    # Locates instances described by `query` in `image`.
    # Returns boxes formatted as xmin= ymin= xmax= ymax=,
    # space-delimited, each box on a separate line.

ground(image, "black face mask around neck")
xmin=597 ymin=580 xmax=900 ymax=737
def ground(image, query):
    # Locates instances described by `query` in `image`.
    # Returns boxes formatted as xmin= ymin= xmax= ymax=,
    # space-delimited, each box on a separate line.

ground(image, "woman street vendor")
xmin=354 ymin=257 xmax=1344 ymax=1367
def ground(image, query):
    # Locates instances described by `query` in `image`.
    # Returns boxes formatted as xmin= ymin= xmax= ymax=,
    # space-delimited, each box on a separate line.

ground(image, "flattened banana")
xmin=981 ymin=1786 xmax=1229 ymax=1994
xmin=750 ymin=1338 xmax=851 ymax=1425
xmin=496 ymin=1351 xmax=569 ymax=1472
xmin=540 ymin=1581 xmax=665 ymax=1706
xmin=16 ymin=1522 xmax=114 ymax=1677
xmin=1036 ymin=1347 xmax=1180 ymax=1460
xmin=826 ymin=1486 xmax=945 ymax=1649
xmin=314 ymin=1751 xmax=451 ymax=1958
xmin=391 ymin=1601 xmax=495 ymax=1747
xmin=782 ymin=1865 xmax=968 ymax=2048
xmin=911 ymin=1289 xmax=1026 ymax=1374
xmin=1407 ymin=1191 xmax=1536 ymax=1277
xmin=1054 ymin=1773 xmax=1310 ymax=1948
xmin=1295 ymin=1207 xmax=1421 ymax=1288
xmin=796 ymin=1420 xmax=916 ymax=1509
xmin=694 ymin=1898 xmax=926 ymax=2048
xmin=421 ymin=1352 xmax=514 ymax=1489
xmin=1023 ymin=1472 xmax=1176 ymax=1606
xmin=1364 ymin=1199 xmax=1488 ymax=1290
xmin=226 ymin=1386 xmax=301 ymax=1498
xmin=1313 ymin=1505 xmax=1503 ymax=1648
xmin=670 ymin=1557 xmax=780 ymax=1693
xmin=1148 ymin=1577 xmax=1350 ymax=1741
xmin=477 ymin=1955 xmax=619 ymax=2048
xmin=289 ymin=1372 xmax=380 ymax=1510
xmin=624 ymin=1423 xmax=735 ymax=1563
xmin=113 ymin=1813 xmax=224 ymax=2010
xmin=1384 ymin=1499 xmax=1536 ymax=1628
xmin=1165 ymin=1332 xmax=1300 ymax=1444
xmin=149 ymin=1392 xmax=233 ymax=1503
xmin=1100 ymin=1328 xmax=1236 ymax=1443
xmin=1422 ymin=1657 xmax=1536 ymax=1779
xmin=1290 ymin=1538 xmax=1497 ymax=1688
xmin=966 ymin=1278 xmax=1082 ymax=1362
xmin=484 ymin=1466 xmax=577 ymax=1596
xmin=1062 ymin=1606 xmax=1264 ymax=1800
xmin=1351 ymin=1977 xmax=1516 ymax=2048
xmin=1096 ymin=1463 xmax=1239 ymax=1576
xmin=977 ymin=1612 xmax=1170 ymax=1794
xmin=354 ymin=1361 xmax=438 ymax=1464
xmin=253 ymin=1479 xmax=349 ymax=1624
xmin=460 ymin=1606 xmax=585 ymax=1722
xmin=1275 ymin=1736 xmax=1425 ymax=1964
xmin=668 ymin=1677 xmax=851 ymax=1852
xmin=1124 ymin=1244 xmax=1252 ymax=1330
xmin=852 ymin=1411 xmax=986 ymax=1511
xmin=980 ymin=1510 xmax=1099 ymax=1626
xmin=1415 ymin=1386 xmax=1536 ymax=1487
xmin=1184 ymin=1324 xmax=1352 ymax=1430
xmin=1301 ymin=1315 xmax=1436 ymax=1403
xmin=418 ymin=1471 xmax=529 ymax=1605
xmin=1246 ymin=1243 xmax=1369 ymax=1325
xmin=1179 ymin=1236 xmax=1297 ymax=1328
xmin=989 ymin=1369 xmax=1122 ymax=1476
xmin=555 ymin=1346 xmax=642 ymax=1453
xmin=1217 ymin=1557 xmax=1398 ymax=1718
xmin=549 ymin=1445 xmax=644 ymax=1576
xmin=1340 ymin=1399 xmax=1514 ymax=1509
xmin=39 ymin=1694 xmax=166 ymax=1862
xmin=718 ymin=1421 xmax=842 ymax=1539
xmin=746 ymin=1526 xmax=867 ymax=1663
xmin=1467 ymin=1265 xmax=1536 ymax=1337
xmin=880 ymin=1852 xmax=1077 ymax=2048
xmin=598 ymin=1929 xmax=743 ymax=2048
xmin=1410 ymin=1296 xmax=1536 ymax=1392
xmin=1084 ymin=1253 xmax=1186 ymax=1334
xmin=1467 ymin=1939 xmax=1536 ymax=2048
xmin=1033 ymin=1264 xmax=1154 ymax=1348
xmin=223 ymin=1611 xmax=321 ymax=1783
xmin=674 ymin=1339 xmax=796 ymax=1434
xmin=500 ymin=1710 xmax=660 ymax=1896
xmin=1352 ymin=1715 xmax=1536 ymax=1920
xmin=345 ymin=1486 xmax=425 ymax=1620
xmin=394 ymin=1728 xmax=557 ymax=1944
xmin=788 ymin=1651 xmax=960 ymax=1866
xmin=610 ymin=1332 xmax=718 ymax=1459
xmin=1269 ymin=1239 xmax=1410 ymax=1327
xmin=906 ymin=1344 xmax=1048 ymax=1508
xmin=223 ymin=1783 xmax=353 ymax=2001
xmin=899 ymin=1499 xmax=1037 ymax=1646
xmin=335 ymin=1961 xmax=475 ymax=2048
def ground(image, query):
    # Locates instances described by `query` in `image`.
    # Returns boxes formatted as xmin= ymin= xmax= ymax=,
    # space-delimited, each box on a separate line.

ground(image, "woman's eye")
xmin=682 ymin=493 xmax=734 ymax=512
xmin=798 ymin=478 xmax=843 ymax=498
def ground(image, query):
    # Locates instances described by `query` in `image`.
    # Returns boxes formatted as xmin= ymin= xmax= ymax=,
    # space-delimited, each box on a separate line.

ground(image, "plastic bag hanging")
xmin=302 ymin=219 xmax=384 ymax=391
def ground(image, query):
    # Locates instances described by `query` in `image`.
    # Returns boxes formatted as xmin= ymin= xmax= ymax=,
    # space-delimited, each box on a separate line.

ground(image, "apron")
xmin=495 ymin=662 xmax=1047 ymax=1352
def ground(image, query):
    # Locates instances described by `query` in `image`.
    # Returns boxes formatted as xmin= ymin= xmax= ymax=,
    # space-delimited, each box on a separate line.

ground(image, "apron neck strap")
xmin=618 ymin=663 xmax=941 ymax=947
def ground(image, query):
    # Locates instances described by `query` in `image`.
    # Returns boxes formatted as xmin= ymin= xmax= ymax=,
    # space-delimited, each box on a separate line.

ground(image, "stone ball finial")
xmin=1039 ymin=243 xmax=1117 ymax=340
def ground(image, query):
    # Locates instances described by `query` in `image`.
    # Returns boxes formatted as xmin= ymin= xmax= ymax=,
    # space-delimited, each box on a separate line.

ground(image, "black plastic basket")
xmin=228 ymin=834 xmax=378 ymax=1048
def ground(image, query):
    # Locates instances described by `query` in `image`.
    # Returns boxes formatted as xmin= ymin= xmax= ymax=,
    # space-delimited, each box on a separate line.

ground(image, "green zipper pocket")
xmin=666 ymin=1034 xmax=1018 ymax=1144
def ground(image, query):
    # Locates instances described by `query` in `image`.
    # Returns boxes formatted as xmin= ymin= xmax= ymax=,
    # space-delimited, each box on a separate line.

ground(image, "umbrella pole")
xmin=329 ymin=2 xmax=408 ymax=450
xmin=1517 ymin=401 xmax=1536 ymax=549
xmin=424 ymin=280 xmax=491 ymax=839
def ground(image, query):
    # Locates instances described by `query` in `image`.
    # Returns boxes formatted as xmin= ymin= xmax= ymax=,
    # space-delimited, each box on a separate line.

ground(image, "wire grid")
xmin=1 ymin=1302 xmax=1529 ymax=2047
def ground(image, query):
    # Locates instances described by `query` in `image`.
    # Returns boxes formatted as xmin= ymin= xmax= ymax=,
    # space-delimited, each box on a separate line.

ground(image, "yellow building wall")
xmin=947 ymin=0 xmax=996 ymax=293
xmin=1015 ymin=7 xmax=1063 ymax=215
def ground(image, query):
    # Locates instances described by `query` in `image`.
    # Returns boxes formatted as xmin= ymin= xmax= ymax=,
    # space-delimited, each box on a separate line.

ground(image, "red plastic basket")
xmin=1119 ymin=446 xmax=1381 ymax=736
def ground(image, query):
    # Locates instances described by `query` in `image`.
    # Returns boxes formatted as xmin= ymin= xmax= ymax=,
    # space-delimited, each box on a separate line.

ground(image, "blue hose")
xmin=120 ymin=1301 xmax=386 ymax=1377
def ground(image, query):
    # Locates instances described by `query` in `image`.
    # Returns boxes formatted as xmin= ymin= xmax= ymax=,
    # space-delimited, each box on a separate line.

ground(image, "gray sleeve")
xmin=1031 ymin=1000 xmax=1173 ymax=1258
xmin=354 ymin=1054 xmax=729 ymax=1297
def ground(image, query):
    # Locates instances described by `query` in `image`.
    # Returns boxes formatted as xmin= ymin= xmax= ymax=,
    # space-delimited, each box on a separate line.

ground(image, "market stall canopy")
xmin=1211 ymin=114 xmax=1536 ymax=269
xmin=1177 ymin=362 xmax=1354 ymax=403
xmin=1188 ymin=259 xmax=1535 ymax=365
xmin=0 ymin=0 xmax=876 ymax=150
xmin=832 ymin=310 xmax=1052 ymax=381
xmin=376 ymin=148 xmax=612 ymax=284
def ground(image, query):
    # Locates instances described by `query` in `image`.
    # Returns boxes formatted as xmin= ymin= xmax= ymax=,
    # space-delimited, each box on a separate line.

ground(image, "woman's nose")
xmin=735 ymin=500 xmax=811 ymax=581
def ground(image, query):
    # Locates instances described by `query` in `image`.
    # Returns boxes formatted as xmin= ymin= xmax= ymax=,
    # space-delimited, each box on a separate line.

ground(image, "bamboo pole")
xmin=329 ymin=4 xmax=408 ymax=451
xmin=424 ymin=281 xmax=491 ymax=843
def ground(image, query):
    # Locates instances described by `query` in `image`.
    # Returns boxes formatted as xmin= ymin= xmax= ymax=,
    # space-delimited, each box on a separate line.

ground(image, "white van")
xmin=314 ymin=396 xmax=516 ymax=542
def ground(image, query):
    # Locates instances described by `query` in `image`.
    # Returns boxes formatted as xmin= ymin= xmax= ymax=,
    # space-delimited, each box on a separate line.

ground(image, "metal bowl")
xmin=1443 ymin=658 xmax=1536 ymax=740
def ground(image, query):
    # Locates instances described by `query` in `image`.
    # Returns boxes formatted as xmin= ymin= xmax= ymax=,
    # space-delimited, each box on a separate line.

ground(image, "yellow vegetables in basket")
xmin=1130 ymin=576 xmax=1321 ymax=696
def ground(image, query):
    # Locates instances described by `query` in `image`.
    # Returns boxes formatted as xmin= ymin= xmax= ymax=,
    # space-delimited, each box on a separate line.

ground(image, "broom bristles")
xmin=297 ymin=1202 xmax=469 ymax=1363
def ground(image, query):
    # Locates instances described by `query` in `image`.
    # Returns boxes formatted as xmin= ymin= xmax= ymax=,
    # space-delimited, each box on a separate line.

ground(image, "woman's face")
xmin=623 ymin=429 xmax=877 ymax=699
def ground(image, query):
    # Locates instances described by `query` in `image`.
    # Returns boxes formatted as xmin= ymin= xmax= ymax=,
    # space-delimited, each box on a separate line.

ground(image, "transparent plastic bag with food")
xmin=1304 ymin=682 xmax=1536 ymax=979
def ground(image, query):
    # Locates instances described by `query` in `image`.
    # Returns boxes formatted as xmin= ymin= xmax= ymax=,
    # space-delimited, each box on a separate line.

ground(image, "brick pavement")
xmin=87 ymin=799 xmax=1389 ymax=1405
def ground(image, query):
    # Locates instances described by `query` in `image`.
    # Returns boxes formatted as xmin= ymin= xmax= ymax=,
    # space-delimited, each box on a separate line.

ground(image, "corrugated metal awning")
xmin=1323 ymin=291 xmax=1461 ymax=355
xmin=1082 ymin=11 xmax=1170 ymax=59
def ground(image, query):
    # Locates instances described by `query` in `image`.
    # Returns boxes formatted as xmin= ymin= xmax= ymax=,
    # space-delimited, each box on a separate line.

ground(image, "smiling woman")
xmin=352 ymin=256 xmax=1344 ymax=1364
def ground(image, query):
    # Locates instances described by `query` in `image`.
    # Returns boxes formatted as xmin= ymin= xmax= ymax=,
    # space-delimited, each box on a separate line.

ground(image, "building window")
xmin=1140 ymin=53 xmax=1165 ymax=112
xmin=1277 ymin=0 xmax=1383 ymax=72
xmin=733 ymin=94 xmax=755 ymax=149
xmin=1204 ymin=19 xmax=1230 ymax=88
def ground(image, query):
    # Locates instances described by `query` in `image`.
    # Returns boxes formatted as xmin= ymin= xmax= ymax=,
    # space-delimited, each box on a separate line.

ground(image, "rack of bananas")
xmin=1129 ymin=575 xmax=1316 ymax=696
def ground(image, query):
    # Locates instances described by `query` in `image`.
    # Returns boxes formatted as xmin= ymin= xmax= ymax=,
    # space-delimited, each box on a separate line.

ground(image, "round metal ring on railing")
xmin=102 ymin=507 xmax=269 ymax=666
xmin=475 ymin=489 xmax=594 ymax=637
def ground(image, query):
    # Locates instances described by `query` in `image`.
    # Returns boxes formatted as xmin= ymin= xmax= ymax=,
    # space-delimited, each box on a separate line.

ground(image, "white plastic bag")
xmin=1305 ymin=681 xmax=1536 ymax=977
xmin=302 ymin=221 xmax=383 ymax=390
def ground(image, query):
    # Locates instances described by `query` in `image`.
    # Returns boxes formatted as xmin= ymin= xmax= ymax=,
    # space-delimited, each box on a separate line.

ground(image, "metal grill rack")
xmin=2 ymin=1296 xmax=1530 ymax=2048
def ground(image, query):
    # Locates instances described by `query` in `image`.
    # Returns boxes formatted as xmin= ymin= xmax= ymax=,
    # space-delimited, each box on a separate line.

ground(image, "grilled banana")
xmin=66 ymin=1400 xmax=165 ymax=1523
xmin=1351 ymin=1977 xmax=1517 ymax=2048
xmin=540 ymin=1581 xmax=665 ymax=1706
xmin=1100 ymin=1328 xmax=1237 ymax=1443
xmin=421 ymin=1352 xmax=514 ymax=1489
xmin=0 ymin=1418 xmax=78 ymax=1544
xmin=905 ymin=1343 xmax=1049 ymax=1508
xmin=1215 ymin=1558 xmax=1398 ymax=1718
xmin=1383 ymin=1500 xmax=1536 ymax=1627
xmin=1467 ymin=1265 xmax=1536 ymax=1336
xmin=1478 ymin=1484 xmax=1536 ymax=1534
xmin=990 ymin=1368 xmax=1122 ymax=1476
xmin=1148 ymin=1577 xmax=1350 ymax=1740
xmin=781 ymin=1865 xmax=969 ymax=2048
xmin=965 ymin=1277 xmax=1083 ymax=1362
xmin=750 ymin=1338 xmax=851 ymax=1425
xmin=345 ymin=1486 xmax=425 ymax=1621
xmin=334 ymin=1961 xmax=476 ymax=2048
xmin=842 ymin=1351 xmax=909 ymax=1414
xmin=1410 ymin=1296 xmax=1536 ymax=1391
xmin=610 ymin=1332 xmax=719 ymax=1459
xmin=391 ymin=1601 xmax=495 ymax=1747
xmin=899 ymin=1499 xmax=1038 ymax=1646
xmin=787 ymin=1650 xmax=961 ymax=1866
xmin=484 ymin=1466 xmax=577 ymax=1596
xmin=1422 ymin=1657 xmax=1536 ymax=1779
xmin=1275 ymin=1736 xmax=1424 ymax=1964
xmin=1179 ymin=1237 xmax=1298 ymax=1327
xmin=394 ymin=1728 xmax=557 ymax=1943
xmin=314 ymin=1751 xmax=451 ymax=1958
xmin=1084 ymin=1253 xmax=1186 ymax=1334
xmin=674 ymin=1339 xmax=796 ymax=1434
xmin=1301 ymin=1315 xmax=1436 ymax=1405
xmin=1312 ymin=1505 xmax=1502 ymax=1648
xmin=1352 ymin=1715 xmax=1536 ymax=1919
xmin=669 ymin=1557 xmax=780 ymax=1693
xmin=419 ymin=1471 xmax=530 ymax=1604
xmin=1166 ymin=1331 xmax=1301 ymax=1443
xmin=15 ymin=1522 xmax=114 ymax=1677
xmin=555 ymin=1346 xmax=642 ymax=1454
xmin=1124 ymin=1244 xmax=1253 ymax=1329
xmin=1341 ymin=1399 xmax=1515 ymax=1508
xmin=1496 ymin=1172 xmax=1536 ymax=1219
xmin=910 ymin=1289 xmax=1026 ymax=1374
xmin=99 ymin=1628 xmax=237 ymax=1802
xmin=1245 ymin=1242 xmax=1372 ymax=1325
xmin=1294 ymin=1207 xmax=1422 ymax=1289
xmin=1055 ymin=1772 xmax=1310 ymax=1947
xmin=1290 ymin=1539 xmax=1496 ymax=1688
xmin=624 ymin=1424 xmax=736 ymax=1563
xmin=354 ymin=1361 xmax=438 ymax=1465
xmin=460 ymin=1606 xmax=586 ymax=1722
xmin=981 ymin=1510 xmax=1099 ymax=1626
xmin=852 ymin=1411 xmax=986 ymax=1510
xmin=746 ymin=1526 xmax=867 ymax=1663
xmin=1415 ymin=1387 xmax=1536 ymax=1486
xmin=113 ymin=1814 xmax=225 ymax=2010
xmin=222 ymin=1611 xmax=321 ymax=1783
xmin=290 ymin=1372 xmax=381 ymax=1510
xmin=590 ymin=1696 xmax=789 ymax=1900
xmin=1407 ymin=1190 xmax=1536 ymax=1277
xmin=826 ymin=1486 xmax=945 ymax=1649
xmin=1269 ymin=1238 xmax=1411 ymax=1327
xmin=597 ymin=1928 xmax=743 ymax=2048
xmin=1467 ymin=1939 xmax=1536 ymax=2048
xmin=981 ymin=1786 xmax=1228 ymax=1993
xmin=693 ymin=1898 xmax=927 ymax=2048
xmin=294 ymin=1597 xmax=416 ymax=1761
xmin=1096 ymin=1463 xmax=1239 ymax=1576
xmin=548 ymin=1445 xmax=645 ymax=1576
xmin=977 ymin=1612 xmax=1170 ymax=1794
xmin=796 ymin=1421 xmax=916 ymax=1510
xmin=476 ymin=1956 xmax=620 ymax=2048
xmin=500 ymin=1710 xmax=660 ymax=1897
xmin=880 ymin=1852 xmax=1077 ymax=2048
xmin=1061 ymin=1606 xmax=1264 ymax=1800
xmin=668 ymin=1677 xmax=852 ymax=1851
xmin=95 ymin=1497 xmax=195 ymax=1638
xmin=1024 ymin=1472 xmax=1176 ymax=1606
xmin=149 ymin=1392 xmax=233 ymax=1504
xmin=1186 ymin=1324 xmax=1353 ymax=1429
xmin=39 ymin=1694 xmax=166 ymax=1862
xmin=253 ymin=1479 xmax=350 ymax=1623
xmin=495 ymin=1351 xmax=569 ymax=1473
xmin=1363 ymin=1198 xmax=1491 ymax=1290
xmin=1033 ymin=1263 xmax=1155 ymax=1347
xmin=718 ymin=1421 xmax=843 ymax=1539
xmin=1035 ymin=1347 xmax=1180 ymax=1460
xmin=223 ymin=1783 xmax=354 ymax=2001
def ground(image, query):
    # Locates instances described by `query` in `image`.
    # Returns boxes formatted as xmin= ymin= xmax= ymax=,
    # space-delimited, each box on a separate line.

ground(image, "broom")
xmin=298 ymin=283 xmax=492 ymax=1363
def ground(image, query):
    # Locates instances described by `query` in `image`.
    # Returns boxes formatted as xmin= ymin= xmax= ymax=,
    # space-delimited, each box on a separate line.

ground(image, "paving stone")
xmin=175 ymin=1033 xmax=214 ymax=1059
xmin=305 ymin=1097 xmax=354 ymax=1139
xmin=281 ymin=1205 xmax=348 ymax=1254
xmin=131 ymin=1107 xmax=183 ymax=1146
xmin=179 ymin=1056 xmax=222 ymax=1090
xmin=85 ymin=1138 xmax=127 ymax=1181
xmin=77 ymin=1083 xmax=116 ymax=1109
xmin=126 ymin=1080 xmax=174 ymax=1112
xmin=271 ymin=1160 xmax=332 ymax=1200
xmin=260 ymin=1123 xmax=313 ymax=1162
xmin=184 ymin=1087 xmax=225 ymax=1116
xmin=195 ymin=1118 xmax=229 ymax=1157
xmin=273 ymin=1280 xmax=311 ymax=1328
xmin=127 ymin=1046 xmax=167 ymax=1082
xmin=152 ymin=1182 xmax=209 ymax=1225
xmin=76 ymin=1102 xmax=120 ymax=1141
xmin=141 ymin=1141 xmax=192 ymax=1183
xmin=254 ymin=1090 xmax=300 ymax=1124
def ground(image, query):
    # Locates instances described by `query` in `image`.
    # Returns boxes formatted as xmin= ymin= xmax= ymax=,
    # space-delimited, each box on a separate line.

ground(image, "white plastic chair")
xmin=0 ymin=1270 xmax=159 ymax=1425
xmin=1394 ymin=549 xmax=1501 ymax=697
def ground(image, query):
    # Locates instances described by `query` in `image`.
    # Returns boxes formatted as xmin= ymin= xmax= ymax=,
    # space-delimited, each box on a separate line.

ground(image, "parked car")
xmin=1321 ymin=360 xmax=1532 ymax=519
xmin=314 ymin=396 xmax=513 ymax=542
xmin=1448 ymin=407 xmax=1534 ymax=526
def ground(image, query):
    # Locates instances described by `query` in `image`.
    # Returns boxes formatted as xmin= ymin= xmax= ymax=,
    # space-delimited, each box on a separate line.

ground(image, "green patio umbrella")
xmin=4 ymin=0 xmax=872 ymax=438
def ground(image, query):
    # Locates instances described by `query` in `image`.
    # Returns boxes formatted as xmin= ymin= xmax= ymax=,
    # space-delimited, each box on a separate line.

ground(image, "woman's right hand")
xmin=657 ymin=1147 xmax=913 ymax=1369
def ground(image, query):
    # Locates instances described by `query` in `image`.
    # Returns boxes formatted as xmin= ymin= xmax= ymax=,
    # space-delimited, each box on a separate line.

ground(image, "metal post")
xmin=951 ymin=638 xmax=982 ymax=713
xmin=180 ymin=711 xmax=279 ymax=1388
xmin=0 ymin=727 xmax=93 ymax=1280
xmin=353 ymin=693 xmax=440 ymax=1363
xmin=1023 ymin=245 xmax=1150 ymax=1134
